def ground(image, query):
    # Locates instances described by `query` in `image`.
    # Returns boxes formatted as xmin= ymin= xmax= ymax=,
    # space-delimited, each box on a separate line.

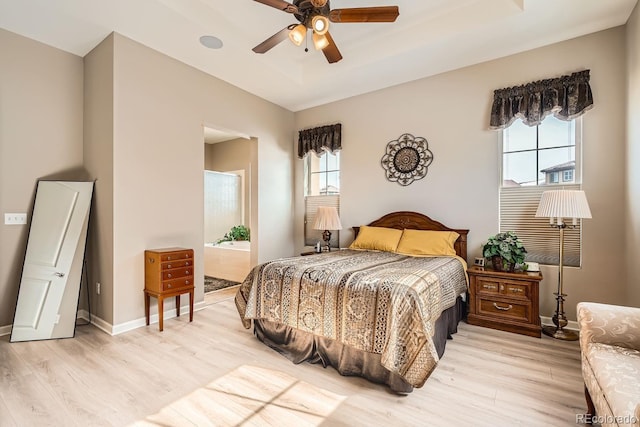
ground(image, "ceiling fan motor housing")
xmin=293 ymin=0 xmax=330 ymax=27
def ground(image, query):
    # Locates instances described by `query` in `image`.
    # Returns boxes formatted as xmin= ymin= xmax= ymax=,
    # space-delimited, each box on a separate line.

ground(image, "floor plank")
xmin=0 ymin=293 xmax=585 ymax=426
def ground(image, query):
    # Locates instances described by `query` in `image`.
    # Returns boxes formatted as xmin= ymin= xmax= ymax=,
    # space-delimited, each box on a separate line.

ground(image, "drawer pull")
xmin=185 ymin=280 xmax=190 ymax=285
xmin=167 ymin=264 xmax=172 ymax=268
xmin=185 ymin=270 xmax=190 ymax=275
xmin=509 ymin=287 xmax=524 ymax=293
xmin=167 ymin=256 xmax=172 ymax=260
xmin=493 ymin=303 xmax=513 ymax=311
xmin=185 ymin=262 xmax=190 ymax=266
xmin=482 ymin=284 xmax=497 ymax=290
xmin=167 ymin=273 xmax=172 ymax=278
xmin=167 ymin=284 xmax=172 ymax=288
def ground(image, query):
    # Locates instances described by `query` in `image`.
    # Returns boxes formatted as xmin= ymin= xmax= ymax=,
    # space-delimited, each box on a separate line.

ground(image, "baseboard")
xmin=3 ymin=301 xmax=208 ymax=337
xmin=541 ymin=316 xmax=579 ymax=331
xmin=78 ymin=301 xmax=208 ymax=336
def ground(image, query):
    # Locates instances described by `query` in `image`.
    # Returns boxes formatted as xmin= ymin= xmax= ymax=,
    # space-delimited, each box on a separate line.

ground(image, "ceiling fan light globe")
xmin=312 ymin=32 xmax=329 ymax=50
xmin=312 ymin=15 xmax=329 ymax=35
xmin=288 ymin=24 xmax=306 ymax=46
xmin=310 ymin=0 xmax=328 ymax=7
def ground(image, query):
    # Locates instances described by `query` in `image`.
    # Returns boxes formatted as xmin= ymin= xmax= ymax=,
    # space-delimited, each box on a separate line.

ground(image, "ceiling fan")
xmin=252 ymin=0 xmax=400 ymax=64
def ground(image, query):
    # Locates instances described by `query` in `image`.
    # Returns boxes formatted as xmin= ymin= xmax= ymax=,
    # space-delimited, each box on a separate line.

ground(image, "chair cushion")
xmin=585 ymin=342 xmax=640 ymax=423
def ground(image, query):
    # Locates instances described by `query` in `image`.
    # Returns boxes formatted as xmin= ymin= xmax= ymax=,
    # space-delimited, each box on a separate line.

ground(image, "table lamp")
xmin=313 ymin=206 xmax=342 ymax=252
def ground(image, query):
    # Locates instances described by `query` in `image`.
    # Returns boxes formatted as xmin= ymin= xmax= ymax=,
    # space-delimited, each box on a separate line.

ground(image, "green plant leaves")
xmin=218 ymin=225 xmax=250 ymax=243
xmin=481 ymin=231 xmax=527 ymax=266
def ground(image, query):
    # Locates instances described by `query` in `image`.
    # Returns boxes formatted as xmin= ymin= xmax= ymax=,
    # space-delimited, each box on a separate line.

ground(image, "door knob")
xmin=54 ymin=272 xmax=65 ymax=277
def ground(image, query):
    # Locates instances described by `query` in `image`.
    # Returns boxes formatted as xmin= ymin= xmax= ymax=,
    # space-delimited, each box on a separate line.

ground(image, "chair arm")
xmin=578 ymin=302 xmax=640 ymax=351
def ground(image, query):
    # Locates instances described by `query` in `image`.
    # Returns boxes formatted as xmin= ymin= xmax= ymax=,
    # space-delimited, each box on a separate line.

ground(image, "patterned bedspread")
xmin=235 ymin=249 xmax=468 ymax=387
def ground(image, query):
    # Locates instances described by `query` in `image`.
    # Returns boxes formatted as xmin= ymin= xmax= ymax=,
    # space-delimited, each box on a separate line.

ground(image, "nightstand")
xmin=144 ymin=247 xmax=194 ymax=331
xmin=467 ymin=266 xmax=542 ymax=338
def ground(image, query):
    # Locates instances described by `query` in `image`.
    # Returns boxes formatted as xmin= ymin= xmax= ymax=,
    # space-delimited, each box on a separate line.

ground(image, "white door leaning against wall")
xmin=11 ymin=181 xmax=93 ymax=342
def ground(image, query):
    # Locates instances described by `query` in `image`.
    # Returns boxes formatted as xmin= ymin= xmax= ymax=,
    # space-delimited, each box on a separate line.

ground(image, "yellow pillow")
xmin=395 ymin=229 xmax=459 ymax=256
xmin=349 ymin=226 xmax=403 ymax=252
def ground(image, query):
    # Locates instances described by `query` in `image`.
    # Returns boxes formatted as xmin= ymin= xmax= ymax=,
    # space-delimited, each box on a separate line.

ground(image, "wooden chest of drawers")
xmin=144 ymin=247 xmax=194 ymax=331
xmin=467 ymin=266 xmax=542 ymax=338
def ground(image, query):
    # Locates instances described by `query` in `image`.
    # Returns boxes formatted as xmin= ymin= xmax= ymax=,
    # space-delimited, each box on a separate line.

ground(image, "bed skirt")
xmin=253 ymin=296 xmax=466 ymax=393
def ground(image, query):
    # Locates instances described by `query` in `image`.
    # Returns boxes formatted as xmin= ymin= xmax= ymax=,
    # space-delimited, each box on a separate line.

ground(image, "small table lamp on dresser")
xmin=313 ymin=206 xmax=342 ymax=252
xmin=535 ymin=189 xmax=592 ymax=341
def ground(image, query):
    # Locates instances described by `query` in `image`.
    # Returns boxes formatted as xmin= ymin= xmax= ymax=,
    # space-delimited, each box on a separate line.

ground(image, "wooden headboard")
xmin=352 ymin=211 xmax=469 ymax=260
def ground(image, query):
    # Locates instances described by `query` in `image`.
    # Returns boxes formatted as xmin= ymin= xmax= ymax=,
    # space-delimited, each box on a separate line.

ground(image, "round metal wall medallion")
xmin=381 ymin=134 xmax=433 ymax=186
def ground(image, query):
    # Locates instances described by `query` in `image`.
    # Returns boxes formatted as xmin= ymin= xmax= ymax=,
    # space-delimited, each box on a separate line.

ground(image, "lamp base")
xmin=542 ymin=325 xmax=579 ymax=341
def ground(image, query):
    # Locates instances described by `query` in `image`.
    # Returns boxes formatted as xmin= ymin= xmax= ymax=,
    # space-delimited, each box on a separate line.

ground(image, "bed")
xmin=235 ymin=211 xmax=469 ymax=393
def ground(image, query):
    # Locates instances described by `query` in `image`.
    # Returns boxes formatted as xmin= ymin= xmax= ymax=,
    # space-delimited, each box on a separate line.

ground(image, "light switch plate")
xmin=4 ymin=213 xmax=27 ymax=225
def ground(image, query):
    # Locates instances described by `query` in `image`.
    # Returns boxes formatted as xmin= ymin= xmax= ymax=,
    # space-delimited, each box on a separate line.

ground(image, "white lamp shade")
xmin=535 ymin=190 xmax=592 ymax=219
xmin=313 ymin=206 xmax=342 ymax=231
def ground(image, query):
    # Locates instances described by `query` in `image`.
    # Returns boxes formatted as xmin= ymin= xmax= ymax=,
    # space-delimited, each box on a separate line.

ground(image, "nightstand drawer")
xmin=160 ymin=251 xmax=192 ymax=262
xmin=161 ymin=267 xmax=193 ymax=280
xmin=476 ymin=278 xmax=531 ymax=300
xmin=163 ymin=259 xmax=192 ymax=270
xmin=476 ymin=278 xmax=500 ymax=295
xmin=162 ymin=277 xmax=193 ymax=291
xmin=478 ymin=297 xmax=530 ymax=323
xmin=502 ymin=283 xmax=528 ymax=299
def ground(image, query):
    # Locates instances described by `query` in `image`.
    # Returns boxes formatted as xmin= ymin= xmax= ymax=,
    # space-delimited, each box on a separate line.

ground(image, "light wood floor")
xmin=0 ymin=287 xmax=586 ymax=426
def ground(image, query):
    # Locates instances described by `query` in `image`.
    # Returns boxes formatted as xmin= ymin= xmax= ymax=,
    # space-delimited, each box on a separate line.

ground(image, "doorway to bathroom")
xmin=203 ymin=126 xmax=258 ymax=293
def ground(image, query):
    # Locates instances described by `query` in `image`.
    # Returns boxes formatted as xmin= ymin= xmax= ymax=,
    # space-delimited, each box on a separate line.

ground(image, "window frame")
xmin=303 ymin=149 xmax=341 ymax=247
xmin=498 ymin=117 xmax=584 ymax=268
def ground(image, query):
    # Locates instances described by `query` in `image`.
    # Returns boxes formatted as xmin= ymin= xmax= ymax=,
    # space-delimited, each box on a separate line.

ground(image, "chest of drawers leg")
xmin=467 ymin=266 xmax=542 ymax=338
xmin=144 ymin=248 xmax=195 ymax=331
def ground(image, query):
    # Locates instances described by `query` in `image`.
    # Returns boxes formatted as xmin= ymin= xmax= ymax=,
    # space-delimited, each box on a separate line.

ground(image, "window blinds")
xmin=500 ymin=184 xmax=582 ymax=267
xmin=304 ymin=195 xmax=340 ymax=247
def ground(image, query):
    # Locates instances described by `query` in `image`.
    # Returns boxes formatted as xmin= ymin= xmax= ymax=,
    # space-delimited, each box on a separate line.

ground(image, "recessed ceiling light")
xmin=199 ymin=35 xmax=223 ymax=49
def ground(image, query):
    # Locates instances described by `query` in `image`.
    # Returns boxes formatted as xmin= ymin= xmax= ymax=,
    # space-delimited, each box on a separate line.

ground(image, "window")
xmin=500 ymin=116 xmax=583 ymax=267
xmin=204 ymin=170 xmax=243 ymax=244
xmin=304 ymin=150 xmax=340 ymax=247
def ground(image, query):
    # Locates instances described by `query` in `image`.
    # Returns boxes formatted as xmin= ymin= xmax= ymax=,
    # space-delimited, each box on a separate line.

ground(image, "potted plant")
xmin=217 ymin=225 xmax=250 ymax=243
xmin=482 ymin=231 xmax=527 ymax=272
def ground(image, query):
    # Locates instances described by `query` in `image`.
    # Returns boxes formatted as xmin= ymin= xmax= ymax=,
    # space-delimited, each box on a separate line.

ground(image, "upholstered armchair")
xmin=577 ymin=302 xmax=640 ymax=426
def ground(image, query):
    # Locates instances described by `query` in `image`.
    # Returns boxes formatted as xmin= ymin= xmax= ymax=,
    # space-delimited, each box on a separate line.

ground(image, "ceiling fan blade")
xmin=329 ymin=6 xmax=399 ymax=23
xmin=322 ymin=32 xmax=343 ymax=64
xmin=252 ymin=27 xmax=291 ymax=54
xmin=253 ymin=0 xmax=298 ymax=14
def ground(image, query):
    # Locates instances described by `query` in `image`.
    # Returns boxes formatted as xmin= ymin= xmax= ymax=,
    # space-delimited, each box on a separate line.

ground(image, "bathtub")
xmin=204 ymin=241 xmax=251 ymax=282
xmin=209 ymin=240 xmax=250 ymax=250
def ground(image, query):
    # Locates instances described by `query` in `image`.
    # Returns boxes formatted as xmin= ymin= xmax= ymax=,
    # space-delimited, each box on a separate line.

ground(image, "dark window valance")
xmin=489 ymin=70 xmax=593 ymax=130
xmin=298 ymin=123 xmax=342 ymax=159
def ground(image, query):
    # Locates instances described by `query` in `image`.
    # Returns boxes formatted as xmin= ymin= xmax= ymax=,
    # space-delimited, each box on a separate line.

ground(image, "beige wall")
xmin=0 ymin=29 xmax=84 ymax=327
xmin=294 ymin=27 xmax=629 ymax=321
xmin=83 ymin=34 xmax=115 ymax=324
xmin=204 ymin=137 xmax=259 ymax=268
xmin=107 ymin=34 xmax=294 ymax=326
xmin=627 ymin=3 xmax=640 ymax=306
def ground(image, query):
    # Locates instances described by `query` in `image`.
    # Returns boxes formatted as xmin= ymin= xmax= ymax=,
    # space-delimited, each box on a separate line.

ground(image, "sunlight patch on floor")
xmin=130 ymin=365 xmax=347 ymax=426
